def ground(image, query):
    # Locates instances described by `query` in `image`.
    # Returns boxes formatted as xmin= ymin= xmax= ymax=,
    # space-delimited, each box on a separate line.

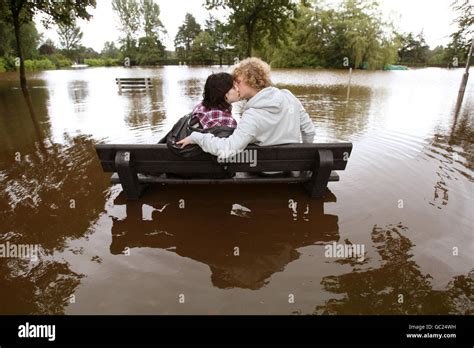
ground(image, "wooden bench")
xmin=115 ymin=77 xmax=152 ymax=93
xmin=95 ymin=143 xmax=353 ymax=200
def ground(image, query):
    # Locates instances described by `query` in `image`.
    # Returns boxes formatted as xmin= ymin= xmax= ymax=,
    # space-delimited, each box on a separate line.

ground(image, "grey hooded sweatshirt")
xmin=189 ymin=86 xmax=316 ymax=158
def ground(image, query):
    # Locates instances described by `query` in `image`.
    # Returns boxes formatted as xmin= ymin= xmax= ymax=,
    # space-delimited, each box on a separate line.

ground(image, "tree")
xmin=0 ymin=17 xmax=41 ymax=60
xmin=101 ymin=41 xmax=121 ymax=59
xmin=190 ymin=31 xmax=215 ymax=64
xmin=205 ymin=15 xmax=231 ymax=65
xmin=39 ymin=38 xmax=56 ymax=56
xmin=137 ymin=36 xmax=165 ymax=65
xmin=264 ymin=0 xmax=398 ymax=69
xmin=264 ymin=2 xmax=334 ymax=67
xmin=112 ymin=0 xmax=141 ymax=62
xmin=174 ymin=13 xmax=202 ymax=60
xmin=0 ymin=0 xmax=96 ymax=91
xmin=141 ymin=0 xmax=165 ymax=41
xmin=427 ymin=45 xmax=447 ymax=66
xmin=57 ymin=22 xmax=83 ymax=51
xmin=137 ymin=0 xmax=166 ymax=64
xmin=451 ymin=0 xmax=473 ymax=41
xmin=331 ymin=0 xmax=398 ymax=69
xmin=205 ymin=0 xmax=296 ymax=58
xmin=446 ymin=0 xmax=473 ymax=66
xmin=398 ymin=31 xmax=430 ymax=65
xmin=112 ymin=0 xmax=166 ymax=65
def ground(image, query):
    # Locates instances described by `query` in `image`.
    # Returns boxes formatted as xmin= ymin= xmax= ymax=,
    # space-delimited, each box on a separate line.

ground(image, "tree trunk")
xmin=10 ymin=4 xmax=46 ymax=148
xmin=246 ymin=24 xmax=253 ymax=58
xmin=12 ymin=12 xmax=28 ymax=92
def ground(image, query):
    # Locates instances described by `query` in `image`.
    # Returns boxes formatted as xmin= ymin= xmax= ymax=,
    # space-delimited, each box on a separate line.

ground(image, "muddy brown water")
xmin=0 ymin=66 xmax=472 ymax=314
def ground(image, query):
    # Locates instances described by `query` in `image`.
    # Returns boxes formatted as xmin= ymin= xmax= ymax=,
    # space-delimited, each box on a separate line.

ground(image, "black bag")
xmin=158 ymin=113 xmax=235 ymax=158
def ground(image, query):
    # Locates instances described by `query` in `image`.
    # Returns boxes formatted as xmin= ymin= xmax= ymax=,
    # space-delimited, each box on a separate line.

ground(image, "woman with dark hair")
xmin=192 ymin=72 xmax=240 ymax=129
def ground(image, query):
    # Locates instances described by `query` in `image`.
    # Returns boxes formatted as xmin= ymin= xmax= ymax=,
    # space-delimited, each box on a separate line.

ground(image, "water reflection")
xmin=0 ymin=80 xmax=50 ymax=150
xmin=0 ymin=256 xmax=83 ymax=314
xmin=0 ymin=134 xmax=109 ymax=252
xmin=315 ymin=223 xmax=473 ymax=315
xmin=0 ymin=128 xmax=110 ymax=314
xmin=279 ymin=84 xmax=373 ymax=141
xmin=420 ymin=99 xmax=474 ymax=209
xmin=109 ymin=185 xmax=339 ymax=290
xmin=68 ymin=80 xmax=89 ymax=113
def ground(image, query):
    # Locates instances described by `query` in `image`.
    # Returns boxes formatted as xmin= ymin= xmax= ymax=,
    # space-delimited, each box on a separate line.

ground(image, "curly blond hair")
xmin=232 ymin=57 xmax=272 ymax=90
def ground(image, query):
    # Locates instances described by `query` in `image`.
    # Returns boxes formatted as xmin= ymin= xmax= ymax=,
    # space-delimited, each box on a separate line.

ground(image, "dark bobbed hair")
xmin=202 ymin=72 xmax=234 ymax=111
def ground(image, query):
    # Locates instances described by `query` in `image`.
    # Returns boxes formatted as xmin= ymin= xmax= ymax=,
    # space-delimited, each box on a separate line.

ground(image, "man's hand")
xmin=176 ymin=136 xmax=194 ymax=148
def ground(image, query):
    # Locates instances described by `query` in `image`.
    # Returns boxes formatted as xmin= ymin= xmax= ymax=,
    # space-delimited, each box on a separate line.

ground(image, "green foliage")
xmin=205 ymin=0 xmax=296 ymax=58
xmin=397 ymin=31 xmax=430 ymax=65
xmin=49 ymin=53 xmax=72 ymax=68
xmin=84 ymin=58 xmax=120 ymax=66
xmin=0 ymin=56 xmax=16 ymax=71
xmin=174 ymin=13 xmax=202 ymax=60
xmin=261 ymin=0 xmax=399 ymax=70
xmin=0 ymin=0 xmax=96 ymax=87
xmin=137 ymin=36 xmax=165 ymax=65
xmin=101 ymin=41 xmax=121 ymax=59
xmin=190 ymin=31 xmax=215 ymax=64
xmin=24 ymin=58 xmax=56 ymax=71
xmin=0 ymin=57 xmax=7 ymax=72
xmin=451 ymin=0 xmax=473 ymax=44
xmin=141 ymin=0 xmax=165 ymax=40
xmin=112 ymin=0 xmax=166 ymax=65
xmin=427 ymin=46 xmax=447 ymax=66
xmin=57 ymin=22 xmax=83 ymax=51
xmin=39 ymin=39 xmax=56 ymax=56
xmin=0 ymin=18 xmax=41 ymax=59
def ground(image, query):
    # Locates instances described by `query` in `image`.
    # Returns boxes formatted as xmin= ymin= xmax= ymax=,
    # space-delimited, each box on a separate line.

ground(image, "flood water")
xmin=0 ymin=66 xmax=472 ymax=314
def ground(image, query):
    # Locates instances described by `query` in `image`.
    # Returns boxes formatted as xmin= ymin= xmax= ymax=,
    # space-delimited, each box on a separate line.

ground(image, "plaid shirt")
xmin=192 ymin=103 xmax=237 ymax=129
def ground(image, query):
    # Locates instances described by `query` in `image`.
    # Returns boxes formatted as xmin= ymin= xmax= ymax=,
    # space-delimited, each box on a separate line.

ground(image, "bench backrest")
xmin=116 ymin=78 xmax=152 ymax=90
xmin=95 ymin=143 xmax=352 ymax=174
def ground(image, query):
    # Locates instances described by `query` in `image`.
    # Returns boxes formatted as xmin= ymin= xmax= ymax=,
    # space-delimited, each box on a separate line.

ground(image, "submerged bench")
xmin=95 ymin=143 xmax=353 ymax=200
xmin=116 ymin=77 xmax=152 ymax=93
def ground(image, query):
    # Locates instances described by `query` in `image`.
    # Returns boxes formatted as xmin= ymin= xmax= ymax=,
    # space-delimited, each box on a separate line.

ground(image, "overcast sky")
xmin=35 ymin=0 xmax=459 ymax=52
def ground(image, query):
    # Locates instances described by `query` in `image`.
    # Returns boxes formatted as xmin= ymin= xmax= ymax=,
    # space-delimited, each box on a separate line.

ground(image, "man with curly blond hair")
xmin=178 ymin=57 xmax=315 ymax=158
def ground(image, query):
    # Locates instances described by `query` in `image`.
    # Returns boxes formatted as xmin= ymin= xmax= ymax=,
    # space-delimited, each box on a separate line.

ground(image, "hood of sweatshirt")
xmin=243 ymin=87 xmax=283 ymax=115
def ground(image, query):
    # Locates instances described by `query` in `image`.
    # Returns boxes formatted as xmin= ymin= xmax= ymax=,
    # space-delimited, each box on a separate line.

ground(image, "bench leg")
xmin=304 ymin=149 xmax=334 ymax=198
xmin=115 ymin=151 xmax=147 ymax=200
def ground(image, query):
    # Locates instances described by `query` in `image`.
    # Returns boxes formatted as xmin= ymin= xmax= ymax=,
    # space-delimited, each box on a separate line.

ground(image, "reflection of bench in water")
xmin=115 ymin=78 xmax=152 ymax=93
xmin=95 ymin=143 xmax=353 ymax=200
xmin=109 ymin=186 xmax=339 ymax=290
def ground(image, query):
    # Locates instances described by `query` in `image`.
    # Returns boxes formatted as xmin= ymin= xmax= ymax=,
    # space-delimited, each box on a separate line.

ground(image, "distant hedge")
xmin=24 ymin=58 xmax=56 ymax=71
xmin=0 ymin=56 xmax=73 ymax=72
xmin=84 ymin=58 xmax=121 ymax=67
